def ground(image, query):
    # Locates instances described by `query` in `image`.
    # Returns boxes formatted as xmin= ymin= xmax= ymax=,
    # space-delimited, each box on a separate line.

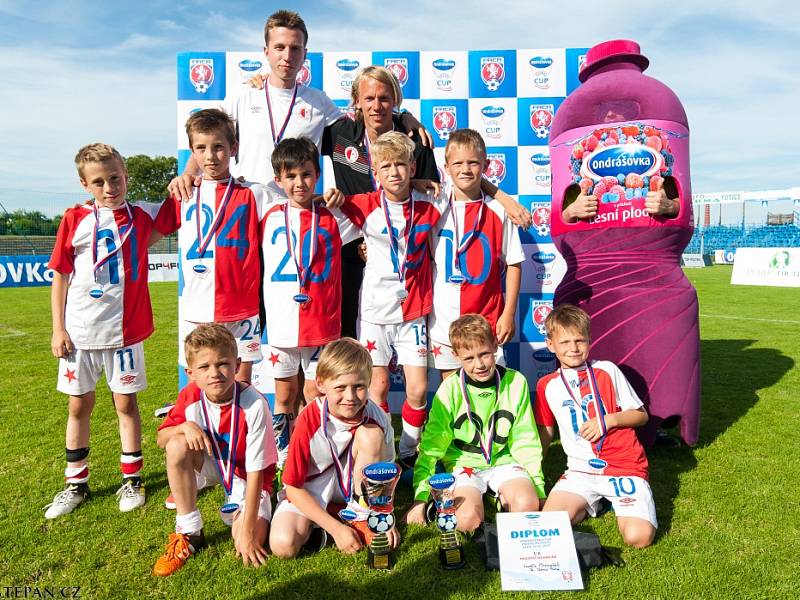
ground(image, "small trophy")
xmin=428 ymin=473 xmax=466 ymax=569
xmin=360 ymin=462 xmax=401 ymax=570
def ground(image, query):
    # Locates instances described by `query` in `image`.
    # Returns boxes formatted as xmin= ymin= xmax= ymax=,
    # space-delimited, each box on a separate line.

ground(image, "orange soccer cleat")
xmin=152 ymin=531 xmax=205 ymax=576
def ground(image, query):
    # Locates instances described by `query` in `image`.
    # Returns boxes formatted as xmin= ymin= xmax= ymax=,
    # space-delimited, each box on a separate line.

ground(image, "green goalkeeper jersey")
xmin=413 ymin=366 xmax=546 ymax=502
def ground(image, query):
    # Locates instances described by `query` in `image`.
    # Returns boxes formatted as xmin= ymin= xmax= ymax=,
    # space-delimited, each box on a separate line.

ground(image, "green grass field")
xmin=1 ymin=265 xmax=798 ymax=599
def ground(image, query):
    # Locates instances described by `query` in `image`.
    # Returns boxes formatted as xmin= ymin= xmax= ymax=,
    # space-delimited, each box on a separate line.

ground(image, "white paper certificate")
xmin=497 ymin=511 xmax=584 ymax=591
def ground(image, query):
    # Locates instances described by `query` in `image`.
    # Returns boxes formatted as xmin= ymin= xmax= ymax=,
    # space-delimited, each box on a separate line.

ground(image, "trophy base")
xmin=367 ymin=548 xmax=395 ymax=570
xmin=439 ymin=545 xmax=466 ymax=570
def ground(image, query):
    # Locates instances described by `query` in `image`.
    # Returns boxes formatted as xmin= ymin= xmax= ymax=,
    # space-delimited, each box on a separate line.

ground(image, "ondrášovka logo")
xmin=480 ymin=105 xmax=505 ymax=139
xmin=433 ymin=106 xmax=457 ymax=140
xmin=483 ymin=154 xmax=506 ymax=185
xmin=238 ymin=59 xmax=262 ymax=82
xmin=189 ymin=58 xmax=214 ymax=93
xmin=432 ymin=58 xmax=456 ymax=91
xmin=530 ymin=104 xmax=554 ymax=139
xmin=532 ymin=251 xmax=555 ymax=264
xmin=336 ymin=58 xmax=360 ymax=92
xmin=384 ymin=58 xmax=409 ymax=87
xmin=581 ymin=145 xmax=662 ymax=181
xmin=528 ymin=55 xmax=554 ymax=90
xmin=296 ymin=59 xmax=312 ymax=85
xmin=530 ymin=153 xmax=551 ymax=190
xmin=480 ymin=56 xmax=505 ymax=91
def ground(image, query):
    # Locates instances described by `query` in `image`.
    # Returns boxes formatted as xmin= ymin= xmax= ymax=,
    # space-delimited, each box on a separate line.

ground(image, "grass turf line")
xmin=0 ymin=265 xmax=798 ymax=599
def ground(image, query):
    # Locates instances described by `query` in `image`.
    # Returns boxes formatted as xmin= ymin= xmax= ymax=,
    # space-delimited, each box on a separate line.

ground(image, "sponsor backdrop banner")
xmin=731 ymin=248 xmax=800 ymax=287
xmin=177 ymin=48 xmax=588 ymax=407
xmin=0 ymin=255 xmax=55 ymax=288
xmin=147 ymin=253 xmax=180 ymax=283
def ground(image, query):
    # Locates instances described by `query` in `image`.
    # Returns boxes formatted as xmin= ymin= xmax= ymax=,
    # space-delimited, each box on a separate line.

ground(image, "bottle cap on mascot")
xmin=578 ymin=39 xmax=650 ymax=82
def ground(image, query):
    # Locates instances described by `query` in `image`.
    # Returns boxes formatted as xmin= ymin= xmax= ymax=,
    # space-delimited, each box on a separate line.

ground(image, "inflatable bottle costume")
xmin=549 ymin=39 xmax=700 ymax=446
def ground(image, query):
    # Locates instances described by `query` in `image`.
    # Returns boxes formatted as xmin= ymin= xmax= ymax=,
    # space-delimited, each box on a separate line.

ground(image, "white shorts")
xmin=358 ymin=317 xmax=428 ymax=367
xmin=273 ymin=468 xmax=345 ymax=519
xmin=179 ymin=316 xmax=263 ymax=367
xmin=196 ymin=454 xmax=272 ymax=523
xmin=428 ymin=340 xmax=506 ymax=371
xmin=261 ymin=344 xmax=322 ymax=379
xmin=452 ymin=463 xmax=531 ymax=496
xmin=552 ymin=470 xmax=657 ymax=528
xmin=57 ymin=343 xmax=147 ymax=395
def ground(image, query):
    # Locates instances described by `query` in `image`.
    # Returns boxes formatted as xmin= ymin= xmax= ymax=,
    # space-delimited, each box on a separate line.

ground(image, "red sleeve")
xmin=153 ymin=196 xmax=181 ymax=236
xmin=280 ymin=404 xmax=320 ymax=488
xmin=158 ymin=384 xmax=198 ymax=431
xmin=48 ymin=208 xmax=79 ymax=274
xmin=533 ymin=378 xmax=556 ymax=427
xmin=339 ymin=192 xmax=375 ymax=230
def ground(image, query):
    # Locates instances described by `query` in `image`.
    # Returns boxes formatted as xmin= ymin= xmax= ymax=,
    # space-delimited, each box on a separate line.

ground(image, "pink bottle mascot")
xmin=549 ymin=40 xmax=700 ymax=446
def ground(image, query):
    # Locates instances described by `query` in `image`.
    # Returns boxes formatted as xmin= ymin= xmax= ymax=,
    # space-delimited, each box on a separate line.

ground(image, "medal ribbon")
xmin=381 ymin=192 xmax=415 ymax=288
xmin=559 ymin=363 xmax=608 ymax=454
xmin=321 ymin=399 xmax=364 ymax=501
xmin=283 ymin=202 xmax=318 ymax=290
xmin=265 ymin=83 xmax=299 ymax=145
xmin=459 ymin=368 xmax=502 ymax=465
xmin=449 ymin=190 xmax=486 ymax=278
xmin=199 ymin=382 xmax=241 ymax=496
xmin=92 ymin=202 xmax=134 ymax=282
xmin=194 ymin=178 xmax=235 ymax=259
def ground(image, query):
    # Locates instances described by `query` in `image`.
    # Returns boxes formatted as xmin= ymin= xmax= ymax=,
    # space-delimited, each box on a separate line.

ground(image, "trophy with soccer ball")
xmin=360 ymin=462 xmax=400 ymax=570
xmin=428 ymin=473 xmax=466 ymax=569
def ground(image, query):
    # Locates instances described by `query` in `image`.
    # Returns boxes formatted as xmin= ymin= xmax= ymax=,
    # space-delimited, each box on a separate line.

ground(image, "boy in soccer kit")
xmin=175 ymin=109 xmax=279 ymax=383
xmin=406 ymin=314 xmax=545 ymax=532
xmin=46 ymin=143 xmax=176 ymax=518
xmin=534 ymin=304 xmax=657 ymax=548
xmin=429 ymin=129 xmax=524 ymax=379
xmin=269 ymin=338 xmax=397 ymax=557
xmin=261 ymin=137 xmax=359 ymax=467
xmin=153 ymin=324 xmax=278 ymax=575
xmin=337 ymin=131 xmax=449 ymax=465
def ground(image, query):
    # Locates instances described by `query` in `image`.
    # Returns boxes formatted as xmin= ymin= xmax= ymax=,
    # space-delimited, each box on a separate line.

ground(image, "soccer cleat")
xmin=398 ymin=453 xmax=418 ymax=472
xmin=44 ymin=483 xmax=90 ymax=519
xmin=152 ymin=531 xmax=205 ymax=577
xmin=154 ymin=403 xmax=174 ymax=418
xmin=300 ymin=526 xmax=329 ymax=555
xmin=117 ymin=479 xmax=146 ymax=512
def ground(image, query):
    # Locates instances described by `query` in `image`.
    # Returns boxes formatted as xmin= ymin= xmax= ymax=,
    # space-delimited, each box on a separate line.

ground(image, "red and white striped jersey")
xmin=281 ymin=397 xmax=394 ymax=490
xmin=261 ymin=201 xmax=360 ymax=347
xmin=534 ymin=360 xmax=649 ymax=479
xmin=49 ymin=201 xmax=176 ymax=349
xmin=339 ymin=190 xmax=448 ymax=325
xmin=160 ymin=381 xmax=278 ymax=492
xmin=175 ymin=179 xmax=279 ymax=322
xmin=429 ymin=189 xmax=525 ymax=345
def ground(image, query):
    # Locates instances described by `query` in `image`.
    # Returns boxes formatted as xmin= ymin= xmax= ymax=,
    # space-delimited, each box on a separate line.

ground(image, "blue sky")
xmin=1 ymin=0 xmax=798 ymax=215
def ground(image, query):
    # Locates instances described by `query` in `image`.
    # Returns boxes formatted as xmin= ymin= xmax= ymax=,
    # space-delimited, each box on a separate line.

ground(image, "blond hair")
xmin=74 ymin=143 xmax=125 ymax=178
xmin=264 ymin=9 xmax=308 ymax=46
xmin=184 ymin=323 xmax=238 ymax=366
xmin=449 ymin=314 xmax=496 ymax=353
xmin=185 ymin=108 xmax=236 ymax=148
xmin=350 ymin=65 xmax=403 ymax=114
xmin=316 ymin=338 xmax=372 ymax=383
xmin=371 ymin=131 xmax=415 ymax=165
xmin=445 ymin=128 xmax=487 ymax=162
xmin=544 ymin=304 xmax=591 ymax=339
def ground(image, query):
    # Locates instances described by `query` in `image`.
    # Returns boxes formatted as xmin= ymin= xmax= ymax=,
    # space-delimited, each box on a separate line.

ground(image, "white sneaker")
xmin=117 ymin=480 xmax=146 ymax=512
xmin=44 ymin=483 xmax=89 ymax=519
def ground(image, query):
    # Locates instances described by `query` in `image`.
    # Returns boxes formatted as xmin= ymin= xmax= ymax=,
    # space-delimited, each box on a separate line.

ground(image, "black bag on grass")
xmin=480 ymin=524 xmax=624 ymax=571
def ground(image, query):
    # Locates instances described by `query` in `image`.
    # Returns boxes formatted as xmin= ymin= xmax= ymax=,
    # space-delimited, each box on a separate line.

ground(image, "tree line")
xmin=2 ymin=155 xmax=177 ymax=236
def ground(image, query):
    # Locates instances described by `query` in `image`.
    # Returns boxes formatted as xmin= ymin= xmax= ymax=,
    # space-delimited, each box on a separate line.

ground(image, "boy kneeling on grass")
xmin=269 ymin=338 xmax=398 ymax=557
xmin=406 ymin=314 xmax=546 ymax=532
xmin=153 ymin=324 xmax=278 ymax=576
xmin=534 ymin=304 xmax=656 ymax=548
